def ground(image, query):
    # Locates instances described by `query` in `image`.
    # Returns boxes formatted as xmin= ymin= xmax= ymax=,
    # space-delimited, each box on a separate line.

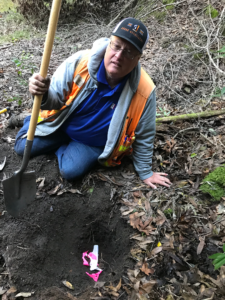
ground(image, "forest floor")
xmin=0 ymin=1 xmax=225 ymax=300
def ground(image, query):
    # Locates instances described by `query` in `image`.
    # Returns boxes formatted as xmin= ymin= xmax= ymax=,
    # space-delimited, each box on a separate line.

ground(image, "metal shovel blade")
xmin=3 ymin=170 xmax=36 ymax=218
xmin=3 ymin=140 xmax=36 ymax=217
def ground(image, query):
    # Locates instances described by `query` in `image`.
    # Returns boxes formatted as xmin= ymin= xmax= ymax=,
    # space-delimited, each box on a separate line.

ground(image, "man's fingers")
xmin=29 ymin=77 xmax=46 ymax=88
xmin=155 ymin=172 xmax=168 ymax=176
xmin=148 ymin=182 xmax=157 ymax=189
xmin=160 ymin=181 xmax=171 ymax=187
xmin=29 ymin=74 xmax=50 ymax=96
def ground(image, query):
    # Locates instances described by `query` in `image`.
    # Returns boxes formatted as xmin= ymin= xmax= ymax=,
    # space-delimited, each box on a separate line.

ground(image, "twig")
xmin=140 ymin=0 xmax=188 ymax=19
xmin=156 ymin=109 xmax=225 ymax=123
xmin=173 ymin=127 xmax=200 ymax=139
xmin=189 ymin=6 xmax=225 ymax=76
xmin=0 ymin=44 xmax=13 ymax=50
xmin=107 ymin=0 xmax=137 ymax=27
xmin=117 ymin=292 xmax=126 ymax=300
xmin=200 ymin=132 xmax=214 ymax=146
xmin=218 ymin=138 xmax=225 ymax=149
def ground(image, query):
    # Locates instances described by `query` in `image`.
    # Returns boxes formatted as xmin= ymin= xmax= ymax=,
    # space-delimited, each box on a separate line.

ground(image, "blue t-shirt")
xmin=62 ymin=59 xmax=129 ymax=147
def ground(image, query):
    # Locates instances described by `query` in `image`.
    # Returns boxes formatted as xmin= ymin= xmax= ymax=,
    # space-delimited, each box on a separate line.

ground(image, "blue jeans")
xmin=14 ymin=116 xmax=104 ymax=180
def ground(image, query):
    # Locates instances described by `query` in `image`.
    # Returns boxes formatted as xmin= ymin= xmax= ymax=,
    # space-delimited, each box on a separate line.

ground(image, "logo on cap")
xmin=133 ymin=25 xmax=140 ymax=32
xmin=140 ymin=29 xmax=144 ymax=36
xmin=127 ymin=22 xmax=133 ymax=27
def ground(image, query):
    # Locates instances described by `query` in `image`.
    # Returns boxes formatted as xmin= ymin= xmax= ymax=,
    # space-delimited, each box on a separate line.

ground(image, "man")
xmin=14 ymin=17 xmax=171 ymax=189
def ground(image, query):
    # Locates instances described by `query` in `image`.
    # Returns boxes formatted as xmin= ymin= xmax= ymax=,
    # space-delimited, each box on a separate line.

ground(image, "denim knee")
xmin=59 ymin=166 xmax=84 ymax=181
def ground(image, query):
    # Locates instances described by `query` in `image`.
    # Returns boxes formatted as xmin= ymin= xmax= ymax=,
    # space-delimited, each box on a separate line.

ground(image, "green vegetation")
xmin=200 ymin=166 xmax=225 ymax=201
xmin=7 ymin=96 xmax=22 ymax=106
xmin=209 ymin=244 xmax=225 ymax=270
xmin=8 ymin=52 xmax=38 ymax=105
xmin=193 ymin=53 xmax=204 ymax=60
xmin=164 ymin=208 xmax=173 ymax=218
xmin=0 ymin=0 xmax=44 ymax=44
xmin=212 ymin=87 xmax=225 ymax=98
xmin=156 ymin=107 xmax=171 ymax=117
xmin=12 ymin=52 xmax=38 ymax=75
xmin=162 ymin=0 xmax=175 ymax=10
xmin=0 ymin=0 xmax=15 ymax=13
xmin=205 ymin=5 xmax=219 ymax=19
xmin=1 ymin=28 xmax=31 ymax=43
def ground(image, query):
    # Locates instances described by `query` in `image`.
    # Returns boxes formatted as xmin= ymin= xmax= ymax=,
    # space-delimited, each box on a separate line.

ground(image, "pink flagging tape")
xmin=86 ymin=270 xmax=103 ymax=282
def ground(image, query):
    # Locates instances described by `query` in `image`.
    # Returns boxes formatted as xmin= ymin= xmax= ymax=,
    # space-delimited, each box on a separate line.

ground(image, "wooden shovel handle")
xmin=27 ymin=0 xmax=62 ymax=141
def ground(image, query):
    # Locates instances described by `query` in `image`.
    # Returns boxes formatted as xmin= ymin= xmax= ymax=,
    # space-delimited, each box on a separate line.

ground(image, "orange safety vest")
xmin=37 ymin=51 xmax=91 ymax=123
xmin=38 ymin=52 xmax=155 ymax=166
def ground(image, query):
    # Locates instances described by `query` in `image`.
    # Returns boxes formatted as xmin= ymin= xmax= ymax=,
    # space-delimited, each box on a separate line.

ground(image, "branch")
xmin=156 ymin=109 xmax=225 ymax=123
xmin=189 ymin=6 xmax=225 ymax=76
xmin=140 ymin=0 xmax=188 ymax=19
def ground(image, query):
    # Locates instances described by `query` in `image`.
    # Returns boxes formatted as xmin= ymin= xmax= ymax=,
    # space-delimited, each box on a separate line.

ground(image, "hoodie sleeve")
xmin=132 ymin=90 xmax=156 ymax=180
xmin=40 ymin=50 xmax=87 ymax=110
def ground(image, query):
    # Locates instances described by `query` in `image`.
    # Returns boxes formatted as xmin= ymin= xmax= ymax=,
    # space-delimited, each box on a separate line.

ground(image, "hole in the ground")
xmin=4 ymin=185 xmax=133 ymax=293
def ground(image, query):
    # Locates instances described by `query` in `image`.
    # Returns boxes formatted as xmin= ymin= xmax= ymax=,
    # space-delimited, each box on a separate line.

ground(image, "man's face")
xmin=104 ymin=36 xmax=141 ymax=83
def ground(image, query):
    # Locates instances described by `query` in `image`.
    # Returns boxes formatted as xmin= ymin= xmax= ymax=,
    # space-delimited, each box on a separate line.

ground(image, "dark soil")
xmin=0 ymin=128 xmax=134 ymax=298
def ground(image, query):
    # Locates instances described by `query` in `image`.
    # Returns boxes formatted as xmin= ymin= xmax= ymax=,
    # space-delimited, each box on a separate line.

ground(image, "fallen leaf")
xmin=6 ymin=286 xmax=17 ymax=295
xmin=2 ymin=136 xmax=14 ymax=144
xmin=2 ymin=294 xmax=7 ymax=300
xmin=133 ymin=281 xmax=140 ymax=292
xmin=108 ymin=291 xmax=119 ymax=297
xmin=57 ymin=188 xmax=68 ymax=195
xmin=0 ymin=287 xmax=6 ymax=295
xmin=122 ymin=209 xmax=134 ymax=216
xmin=140 ymin=262 xmax=154 ymax=275
xmin=121 ymin=172 xmax=135 ymax=179
xmin=216 ymin=204 xmax=225 ymax=214
xmin=106 ymin=279 xmax=121 ymax=292
xmin=141 ymin=280 xmax=157 ymax=293
xmin=133 ymin=191 xmax=142 ymax=198
xmin=0 ymin=157 xmax=6 ymax=171
xmin=163 ymin=138 xmax=176 ymax=153
xmin=62 ymin=280 xmax=74 ymax=290
xmin=145 ymin=200 xmax=151 ymax=215
xmin=197 ymin=236 xmax=205 ymax=255
xmin=94 ymin=281 xmax=105 ymax=289
xmin=150 ymin=246 xmax=162 ymax=256
xmin=38 ymin=178 xmax=45 ymax=189
xmin=139 ymin=237 xmax=154 ymax=250
xmin=68 ymin=189 xmax=82 ymax=194
xmin=166 ymin=295 xmax=175 ymax=300
xmin=66 ymin=292 xmax=78 ymax=300
xmin=15 ymin=292 xmax=34 ymax=298
xmin=47 ymin=184 xmax=61 ymax=195
xmin=98 ymin=173 xmax=124 ymax=186
xmin=115 ymin=278 xmax=121 ymax=291
xmin=130 ymin=212 xmax=141 ymax=229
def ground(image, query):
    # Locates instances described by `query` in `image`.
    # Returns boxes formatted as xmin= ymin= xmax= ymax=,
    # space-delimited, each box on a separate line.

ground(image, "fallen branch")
xmin=156 ymin=109 xmax=225 ymax=123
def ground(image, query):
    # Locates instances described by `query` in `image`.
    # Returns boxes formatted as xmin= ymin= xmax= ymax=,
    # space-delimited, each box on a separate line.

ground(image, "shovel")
xmin=3 ymin=0 xmax=62 ymax=218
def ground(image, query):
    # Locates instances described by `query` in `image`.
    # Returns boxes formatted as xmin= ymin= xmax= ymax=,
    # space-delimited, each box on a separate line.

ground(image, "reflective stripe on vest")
xmin=37 ymin=51 xmax=90 ymax=123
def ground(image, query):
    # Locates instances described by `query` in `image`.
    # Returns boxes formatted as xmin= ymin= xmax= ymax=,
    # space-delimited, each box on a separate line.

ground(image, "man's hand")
xmin=143 ymin=172 xmax=172 ymax=189
xmin=29 ymin=73 xmax=50 ymax=96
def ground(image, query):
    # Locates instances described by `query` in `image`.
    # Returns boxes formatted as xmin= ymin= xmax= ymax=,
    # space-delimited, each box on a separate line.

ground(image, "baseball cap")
xmin=112 ymin=17 xmax=149 ymax=53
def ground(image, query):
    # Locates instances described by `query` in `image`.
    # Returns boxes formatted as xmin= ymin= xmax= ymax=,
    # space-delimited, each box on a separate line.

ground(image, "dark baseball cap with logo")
xmin=112 ymin=17 xmax=149 ymax=54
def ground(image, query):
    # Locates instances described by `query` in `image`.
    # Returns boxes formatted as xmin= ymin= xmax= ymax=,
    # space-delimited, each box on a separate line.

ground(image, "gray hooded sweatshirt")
xmin=35 ymin=38 xmax=156 ymax=180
